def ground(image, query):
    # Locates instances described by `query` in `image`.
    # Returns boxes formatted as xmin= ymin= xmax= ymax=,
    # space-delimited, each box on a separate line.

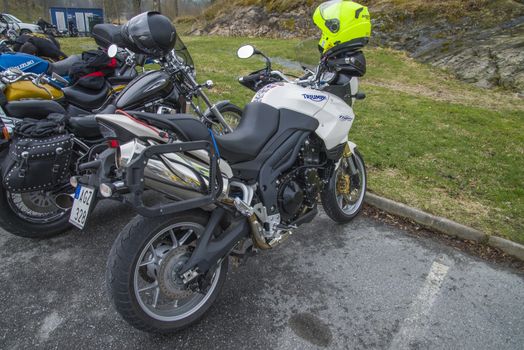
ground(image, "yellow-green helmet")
xmin=313 ymin=0 xmax=371 ymax=54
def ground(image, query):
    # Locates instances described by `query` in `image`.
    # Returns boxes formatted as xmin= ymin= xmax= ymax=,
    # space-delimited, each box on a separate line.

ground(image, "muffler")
xmin=120 ymin=140 xmax=231 ymax=201
xmin=54 ymin=193 xmax=74 ymax=210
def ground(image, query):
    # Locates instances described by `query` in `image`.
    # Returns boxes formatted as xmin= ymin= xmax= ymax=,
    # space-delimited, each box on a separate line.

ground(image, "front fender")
xmin=203 ymin=100 xmax=231 ymax=120
xmin=335 ymin=141 xmax=358 ymax=169
xmin=347 ymin=140 xmax=357 ymax=154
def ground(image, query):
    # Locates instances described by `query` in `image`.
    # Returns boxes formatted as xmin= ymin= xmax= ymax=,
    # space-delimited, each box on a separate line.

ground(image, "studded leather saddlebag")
xmin=2 ymin=133 xmax=74 ymax=193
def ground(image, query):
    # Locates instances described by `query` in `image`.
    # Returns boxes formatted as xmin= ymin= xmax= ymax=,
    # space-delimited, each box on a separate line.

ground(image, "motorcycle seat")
xmin=63 ymin=83 xmax=110 ymax=111
xmin=49 ymin=54 xmax=82 ymax=76
xmin=67 ymin=115 xmax=101 ymax=139
xmin=214 ymin=103 xmax=280 ymax=164
xmin=4 ymin=100 xmax=66 ymax=120
xmin=129 ymin=103 xmax=280 ymax=164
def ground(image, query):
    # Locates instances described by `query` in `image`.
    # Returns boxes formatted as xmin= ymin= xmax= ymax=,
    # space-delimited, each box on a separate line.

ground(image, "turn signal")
xmin=70 ymin=176 xmax=79 ymax=188
xmin=99 ymin=183 xmax=113 ymax=198
xmin=1 ymin=126 xmax=9 ymax=140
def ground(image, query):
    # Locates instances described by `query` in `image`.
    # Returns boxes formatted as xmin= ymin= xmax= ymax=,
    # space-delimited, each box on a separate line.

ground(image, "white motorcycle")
xmin=74 ymin=43 xmax=367 ymax=333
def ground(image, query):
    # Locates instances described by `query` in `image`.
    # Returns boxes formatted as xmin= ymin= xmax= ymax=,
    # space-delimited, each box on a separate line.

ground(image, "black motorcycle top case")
xmin=115 ymin=70 xmax=174 ymax=110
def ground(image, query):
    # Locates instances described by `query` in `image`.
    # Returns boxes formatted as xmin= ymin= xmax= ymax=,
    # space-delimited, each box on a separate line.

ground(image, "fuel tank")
xmin=4 ymin=80 xmax=64 ymax=101
xmin=115 ymin=70 xmax=175 ymax=110
xmin=252 ymin=82 xmax=355 ymax=149
xmin=0 ymin=52 xmax=50 ymax=74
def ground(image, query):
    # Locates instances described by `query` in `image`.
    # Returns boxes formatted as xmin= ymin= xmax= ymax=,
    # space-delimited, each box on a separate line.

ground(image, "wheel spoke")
xmin=169 ymin=229 xmax=178 ymax=248
xmin=178 ymin=230 xmax=193 ymax=245
xmin=139 ymin=259 xmax=155 ymax=267
xmin=148 ymin=245 xmax=157 ymax=258
xmin=152 ymin=288 xmax=160 ymax=308
xmin=337 ymin=195 xmax=344 ymax=209
xmin=138 ymin=282 xmax=158 ymax=293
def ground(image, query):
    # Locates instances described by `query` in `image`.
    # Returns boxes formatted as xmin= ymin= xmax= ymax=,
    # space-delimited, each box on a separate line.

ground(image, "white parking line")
xmin=389 ymin=260 xmax=450 ymax=349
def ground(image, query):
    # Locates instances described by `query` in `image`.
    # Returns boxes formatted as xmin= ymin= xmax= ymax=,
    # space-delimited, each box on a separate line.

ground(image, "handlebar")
xmin=239 ymin=73 xmax=263 ymax=83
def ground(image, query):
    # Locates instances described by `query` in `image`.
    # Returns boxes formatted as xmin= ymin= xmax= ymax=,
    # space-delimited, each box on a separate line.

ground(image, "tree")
xmin=133 ymin=0 xmax=142 ymax=15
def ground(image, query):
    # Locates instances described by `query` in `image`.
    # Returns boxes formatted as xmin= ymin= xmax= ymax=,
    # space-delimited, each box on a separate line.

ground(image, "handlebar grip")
xmin=239 ymin=74 xmax=261 ymax=83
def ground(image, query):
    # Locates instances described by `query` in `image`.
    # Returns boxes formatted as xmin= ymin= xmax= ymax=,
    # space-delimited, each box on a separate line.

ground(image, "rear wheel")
xmin=0 ymin=184 xmax=71 ymax=238
xmin=321 ymin=148 xmax=366 ymax=223
xmin=107 ymin=211 xmax=228 ymax=333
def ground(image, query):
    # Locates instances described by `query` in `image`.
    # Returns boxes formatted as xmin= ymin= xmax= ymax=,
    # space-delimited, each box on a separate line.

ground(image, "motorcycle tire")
xmin=107 ymin=210 xmax=229 ymax=333
xmin=211 ymin=103 xmax=243 ymax=134
xmin=321 ymin=149 xmax=367 ymax=223
xmin=0 ymin=183 xmax=72 ymax=239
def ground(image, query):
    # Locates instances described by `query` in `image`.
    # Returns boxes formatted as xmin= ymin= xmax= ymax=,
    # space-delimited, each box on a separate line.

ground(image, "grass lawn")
xmin=59 ymin=36 xmax=524 ymax=244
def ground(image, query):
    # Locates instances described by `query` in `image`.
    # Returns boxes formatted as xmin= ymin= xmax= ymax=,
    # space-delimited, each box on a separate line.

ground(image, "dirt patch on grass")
xmin=364 ymin=79 xmax=524 ymax=111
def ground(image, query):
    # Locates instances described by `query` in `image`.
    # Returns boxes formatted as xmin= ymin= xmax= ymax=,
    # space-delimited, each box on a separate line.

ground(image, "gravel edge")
xmin=365 ymin=192 xmax=524 ymax=261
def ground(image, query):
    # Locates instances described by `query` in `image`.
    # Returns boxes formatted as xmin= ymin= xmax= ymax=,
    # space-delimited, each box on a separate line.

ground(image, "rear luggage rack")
xmin=124 ymin=140 xmax=222 ymax=217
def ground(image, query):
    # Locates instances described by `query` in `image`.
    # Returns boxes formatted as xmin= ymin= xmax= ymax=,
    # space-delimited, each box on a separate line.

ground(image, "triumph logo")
xmin=339 ymin=115 xmax=353 ymax=122
xmin=302 ymin=94 xmax=327 ymax=102
xmin=16 ymin=60 xmax=35 ymax=70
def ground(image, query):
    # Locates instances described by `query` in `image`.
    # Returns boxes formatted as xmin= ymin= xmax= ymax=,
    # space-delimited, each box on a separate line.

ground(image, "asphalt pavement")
xmin=0 ymin=200 xmax=523 ymax=349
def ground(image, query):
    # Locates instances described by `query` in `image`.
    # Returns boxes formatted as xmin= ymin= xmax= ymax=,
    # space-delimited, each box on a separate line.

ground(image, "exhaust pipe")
xmin=55 ymin=193 xmax=74 ymax=210
xmin=248 ymin=214 xmax=272 ymax=250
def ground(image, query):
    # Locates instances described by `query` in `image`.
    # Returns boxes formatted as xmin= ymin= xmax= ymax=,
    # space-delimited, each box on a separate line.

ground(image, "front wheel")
xmin=321 ymin=148 xmax=367 ymax=223
xmin=210 ymin=103 xmax=243 ymax=134
xmin=106 ymin=211 xmax=228 ymax=333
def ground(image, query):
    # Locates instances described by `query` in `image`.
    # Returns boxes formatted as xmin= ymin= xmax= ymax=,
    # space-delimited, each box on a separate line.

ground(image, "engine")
xmin=277 ymin=137 xmax=324 ymax=223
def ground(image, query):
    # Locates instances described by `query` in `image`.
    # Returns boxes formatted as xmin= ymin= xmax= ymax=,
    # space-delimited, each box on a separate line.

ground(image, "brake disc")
xmin=157 ymin=246 xmax=194 ymax=299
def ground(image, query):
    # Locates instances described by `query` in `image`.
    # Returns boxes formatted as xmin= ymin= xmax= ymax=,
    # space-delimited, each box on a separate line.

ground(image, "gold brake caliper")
xmin=337 ymin=174 xmax=351 ymax=195
xmin=337 ymin=144 xmax=352 ymax=195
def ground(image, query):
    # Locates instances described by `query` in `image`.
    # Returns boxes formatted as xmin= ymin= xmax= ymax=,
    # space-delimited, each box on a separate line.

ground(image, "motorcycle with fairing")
xmin=75 ymin=39 xmax=368 ymax=332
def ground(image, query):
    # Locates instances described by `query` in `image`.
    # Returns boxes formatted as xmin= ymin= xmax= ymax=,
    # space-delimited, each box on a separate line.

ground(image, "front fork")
xmin=339 ymin=141 xmax=359 ymax=176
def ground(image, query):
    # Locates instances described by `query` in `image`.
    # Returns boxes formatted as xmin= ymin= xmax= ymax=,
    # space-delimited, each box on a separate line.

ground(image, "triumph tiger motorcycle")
xmin=0 ymin=19 xmax=241 ymax=239
xmin=75 ymin=40 xmax=368 ymax=332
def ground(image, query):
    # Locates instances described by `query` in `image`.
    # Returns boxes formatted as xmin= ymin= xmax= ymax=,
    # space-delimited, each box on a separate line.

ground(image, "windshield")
xmin=4 ymin=14 xmax=21 ymax=23
xmin=174 ymin=33 xmax=194 ymax=69
xmin=294 ymin=38 xmax=322 ymax=69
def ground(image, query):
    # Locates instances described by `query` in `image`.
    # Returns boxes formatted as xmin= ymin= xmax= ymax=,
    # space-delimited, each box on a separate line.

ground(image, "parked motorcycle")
xmin=0 ymin=15 xmax=242 ymax=239
xmin=37 ymin=18 xmax=60 ymax=37
xmin=75 ymin=39 xmax=368 ymax=332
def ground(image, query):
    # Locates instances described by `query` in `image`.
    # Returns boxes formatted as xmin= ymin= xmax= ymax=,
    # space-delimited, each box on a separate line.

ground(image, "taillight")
xmin=107 ymin=139 xmax=120 ymax=148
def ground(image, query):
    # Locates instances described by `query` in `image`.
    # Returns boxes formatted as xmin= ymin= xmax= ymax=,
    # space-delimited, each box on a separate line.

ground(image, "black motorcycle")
xmin=0 ymin=19 xmax=242 ymax=239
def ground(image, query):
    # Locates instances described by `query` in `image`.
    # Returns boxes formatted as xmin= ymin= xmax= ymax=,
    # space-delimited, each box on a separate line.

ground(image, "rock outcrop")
xmin=190 ymin=1 xmax=524 ymax=93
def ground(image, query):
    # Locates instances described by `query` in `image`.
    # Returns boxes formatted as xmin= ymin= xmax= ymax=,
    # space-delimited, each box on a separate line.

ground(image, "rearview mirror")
xmin=237 ymin=45 xmax=256 ymax=59
xmin=51 ymin=72 xmax=69 ymax=85
xmin=107 ymin=44 xmax=118 ymax=58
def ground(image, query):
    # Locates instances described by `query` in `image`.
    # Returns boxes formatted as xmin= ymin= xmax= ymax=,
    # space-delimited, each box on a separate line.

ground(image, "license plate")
xmin=69 ymin=185 xmax=95 ymax=229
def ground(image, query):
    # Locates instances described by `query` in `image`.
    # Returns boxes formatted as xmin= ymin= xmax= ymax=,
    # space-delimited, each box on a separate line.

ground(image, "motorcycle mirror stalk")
xmin=237 ymin=44 xmax=272 ymax=71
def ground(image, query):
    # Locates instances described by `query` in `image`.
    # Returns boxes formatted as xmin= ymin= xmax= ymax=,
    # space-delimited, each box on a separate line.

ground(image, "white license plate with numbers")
xmin=69 ymin=185 xmax=95 ymax=229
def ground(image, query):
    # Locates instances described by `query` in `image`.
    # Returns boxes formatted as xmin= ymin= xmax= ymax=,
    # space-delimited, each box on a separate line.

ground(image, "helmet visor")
xmin=319 ymin=0 xmax=344 ymax=33
xmin=319 ymin=0 xmax=344 ymax=20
